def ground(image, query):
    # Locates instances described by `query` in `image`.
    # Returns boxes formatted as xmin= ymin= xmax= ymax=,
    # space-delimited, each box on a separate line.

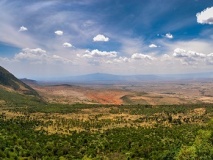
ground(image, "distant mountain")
xmin=0 ymin=66 xmax=39 ymax=96
xmin=50 ymin=72 xmax=213 ymax=84
xmin=55 ymin=73 xmax=159 ymax=84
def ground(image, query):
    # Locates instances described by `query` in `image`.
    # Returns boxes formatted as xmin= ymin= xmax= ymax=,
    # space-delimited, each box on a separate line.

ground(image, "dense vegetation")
xmin=0 ymin=117 xmax=212 ymax=160
xmin=0 ymin=88 xmax=213 ymax=159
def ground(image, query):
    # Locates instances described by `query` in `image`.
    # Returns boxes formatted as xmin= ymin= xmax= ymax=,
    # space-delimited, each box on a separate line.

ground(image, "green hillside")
xmin=0 ymin=66 xmax=38 ymax=96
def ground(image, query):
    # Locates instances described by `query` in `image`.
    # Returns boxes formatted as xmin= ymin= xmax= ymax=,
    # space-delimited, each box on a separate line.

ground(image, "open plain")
xmin=29 ymin=80 xmax=213 ymax=105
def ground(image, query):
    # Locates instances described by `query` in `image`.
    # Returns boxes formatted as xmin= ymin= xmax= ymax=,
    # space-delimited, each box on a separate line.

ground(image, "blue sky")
xmin=0 ymin=0 xmax=213 ymax=79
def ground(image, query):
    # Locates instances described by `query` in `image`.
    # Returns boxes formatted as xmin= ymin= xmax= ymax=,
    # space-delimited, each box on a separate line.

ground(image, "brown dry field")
xmin=29 ymin=81 xmax=213 ymax=105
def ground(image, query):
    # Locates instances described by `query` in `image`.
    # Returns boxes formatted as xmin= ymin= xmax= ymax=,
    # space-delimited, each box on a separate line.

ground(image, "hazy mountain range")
xmin=36 ymin=72 xmax=213 ymax=84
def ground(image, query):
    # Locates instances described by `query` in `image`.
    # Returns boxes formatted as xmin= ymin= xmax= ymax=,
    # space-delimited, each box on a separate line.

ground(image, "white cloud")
xmin=22 ymin=48 xmax=46 ymax=54
xmin=14 ymin=48 xmax=47 ymax=61
xmin=206 ymin=53 xmax=213 ymax=65
xmin=52 ymin=55 xmax=72 ymax=64
xmin=196 ymin=7 xmax=213 ymax=25
xmin=113 ymin=57 xmax=130 ymax=63
xmin=93 ymin=34 xmax=109 ymax=42
xmin=63 ymin=42 xmax=72 ymax=47
xmin=14 ymin=48 xmax=72 ymax=64
xmin=163 ymin=39 xmax=213 ymax=54
xmin=160 ymin=54 xmax=172 ymax=61
xmin=173 ymin=48 xmax=213 ymax=65
xmin=131 ymin=53 xmax=154 ymax=60
xmin=19 ymin=26 xmax=28 ymax=32
xmin=173 ymin=48 xmax=206 ymax=58
xmin=149 ymin=44 xmax=157 ymax=48
xmin=55 ymin=30 xmax=63 ymax=36
xmin=82 ymin=49 xmax=117 ymax=58
xmin=207 ymin=53 xmax=213 ymax=57
xmin=165 ymin=33 xmax=173 ymax=39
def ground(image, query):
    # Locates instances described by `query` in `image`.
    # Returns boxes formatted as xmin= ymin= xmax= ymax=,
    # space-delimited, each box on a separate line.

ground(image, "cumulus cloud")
xmin=173 ymin=48 xmax=213 ymax=65
xmin=105 ymin=53 xmax=154 ymax=63
xmin=206 ymin=53 xmax=213 ymax=64
xmin=207 ymin=53 xmax=213 ymax=57
xmin=131 ymin=53 xmax=154 ymax=60
xmin=14 ymin=48 xmax=72 ymax=64
xmin=165 ymin=33 xmax=173 ymax=39
xmin=149 ymin=44 xmax=158 ymax=48
xmin=93 ymin=34 xmax=109 ymax=42
xmin=164 ymin=39 xmax=213 ymax=55
xmin=113 ymin=57 xmax=130 ymax=63
xmin=15 ymin=48 xmax=47 ymax=60
xmin=19 ymin=26 xmax=28 ymax=32
xmin=82 ymin=49 xmax=117 ymax=58
xmin=173 ymin=48 xmax=206 ymax=58
xmin=196 ymin=7 xmax=213 ymax=24
xmin=63 ymin=42 xmax=72 ymax=47
xmin=55 ymin=30 xmax=63 ymax=35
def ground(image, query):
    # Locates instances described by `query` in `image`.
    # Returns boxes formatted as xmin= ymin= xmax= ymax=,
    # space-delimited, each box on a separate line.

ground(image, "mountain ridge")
xmin=0 ymin=66 xmax=39 ymax=96
xmin=41 ymin=72 xmax=213 ymax=84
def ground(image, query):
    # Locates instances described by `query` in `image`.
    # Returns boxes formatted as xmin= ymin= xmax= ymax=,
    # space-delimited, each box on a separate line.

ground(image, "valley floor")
xmin=30 ymin=81 xmax=213 ymax=105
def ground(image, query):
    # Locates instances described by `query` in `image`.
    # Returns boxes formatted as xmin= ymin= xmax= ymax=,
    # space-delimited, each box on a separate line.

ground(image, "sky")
xmin=0 ymin=0 xmax=213 ymax=79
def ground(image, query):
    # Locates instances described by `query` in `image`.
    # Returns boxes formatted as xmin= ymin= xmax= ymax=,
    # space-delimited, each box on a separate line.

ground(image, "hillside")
xmin=0 ymin=66 xmax=38 ymax=96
